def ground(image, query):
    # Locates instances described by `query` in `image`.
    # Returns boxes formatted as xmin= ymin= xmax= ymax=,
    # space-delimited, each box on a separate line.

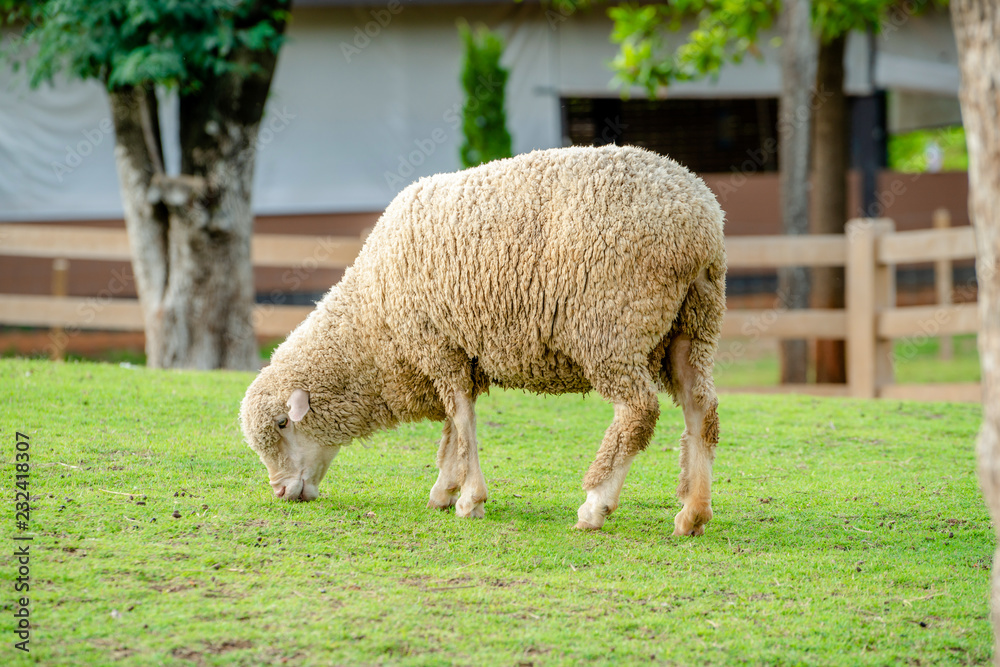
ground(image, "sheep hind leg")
xmin=449 ymin=391 xmax=488 ymax=519
xmin=576 ymin=374 xmax=660 ymax=530
xmin=427 ymin=419 xmax=460 ymax=510
xmin=669 ymin=335 xmax=720 ymax=537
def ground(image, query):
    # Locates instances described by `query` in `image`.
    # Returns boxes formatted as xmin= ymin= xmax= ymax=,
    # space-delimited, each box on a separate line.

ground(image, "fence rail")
xmin=0 ymin=223 xmax=365 ymax=268
xmin=0 ymin=218 xmax=980 ymax=402
xmin=722 ymin=217 xmax=979 ymax=402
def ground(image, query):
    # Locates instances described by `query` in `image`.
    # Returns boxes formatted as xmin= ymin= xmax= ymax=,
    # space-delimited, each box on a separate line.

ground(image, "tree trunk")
xmin=951 ymin=1 xmax=1000 ymax=662
xmin=109 ymin=85 xmax=171 ymax=367
xmin=777 ymin=0 xmax=816 ymax=383
xmin=810 ymin=34 xmax=848 ymax=384
xmin=109 ymin=34 xmax=283 ymax=369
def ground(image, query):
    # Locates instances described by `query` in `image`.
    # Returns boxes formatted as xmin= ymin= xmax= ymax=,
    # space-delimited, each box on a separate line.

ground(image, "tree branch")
xmin=138 ymin=86 xmax=165 ymax=176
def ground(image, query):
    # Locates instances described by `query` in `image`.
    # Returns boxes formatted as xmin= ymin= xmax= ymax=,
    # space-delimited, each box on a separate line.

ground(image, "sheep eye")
xmin=277 ymin=417 xmax=289 ymax=429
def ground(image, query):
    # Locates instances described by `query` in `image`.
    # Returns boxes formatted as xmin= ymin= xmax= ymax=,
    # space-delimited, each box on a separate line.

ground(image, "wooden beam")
xmin=253 ymin=304 xmax=313 ymax=338
xmin=0 ymin=224 xmax=366 ymax=270
xmin=878 ymin=303 xmax=980 ymax=338
xmin=725 ymin=234 xmax=847 ymax=268
xmin=50 ymin=259 xmax=70 ymax=361
xmin=874 ymin=234 xmax=897 ymax=389
xmin=933 ymin=209 xmax=955 ymax=360
xmin=0 ymin=295 xmax=143 ymax=330
xmin=879 ymin=382 xmax=981 ymax=403
xmin=846 ymin=219 xmax=894 ymax=398
xmin=877 ymin=226 xmax=977 ymax=264
xmin=3 ymin=224 xmax=972 ymax=272
xmin=0 ymin=224 xmax=132 ymax=261
xmin=0 ymin=294 xmax=314 ymax=338
xmin=722 ymin=309 xmax=847 ymax=338
xmin=846 ymin=220 xmax=875 ymax=398
xmin=250 ymin=234 xmax=364 ymax=269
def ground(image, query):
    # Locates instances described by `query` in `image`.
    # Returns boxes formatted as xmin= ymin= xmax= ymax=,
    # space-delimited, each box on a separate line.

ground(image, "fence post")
xmin=846 ymin=218 xmax=895 ymax=398
xmin=874 ymin=222 xmax=897 ymax=391
xmin=50 ymin=258 xmax=69 ymax=361
xmin=933 ymin=208 xmax=954 ymax=360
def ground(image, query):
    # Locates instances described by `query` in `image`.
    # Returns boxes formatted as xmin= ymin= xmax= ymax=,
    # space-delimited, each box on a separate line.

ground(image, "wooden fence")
xmin=0 ymin=224 xmax=362 ymax=339
xmin=0 ymin=218 xmax=981 ymax=402
xmin=722 ymin=217 xmax=979 ymax=402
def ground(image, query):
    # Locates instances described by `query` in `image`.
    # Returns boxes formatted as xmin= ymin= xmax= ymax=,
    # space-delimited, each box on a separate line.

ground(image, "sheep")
xmin=240 ymin=144 xmax=726 ymax=537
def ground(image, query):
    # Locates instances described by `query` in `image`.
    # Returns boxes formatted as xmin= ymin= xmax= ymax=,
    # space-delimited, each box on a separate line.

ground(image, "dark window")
xmin=561 ymin=97 xmax=779 ymax=174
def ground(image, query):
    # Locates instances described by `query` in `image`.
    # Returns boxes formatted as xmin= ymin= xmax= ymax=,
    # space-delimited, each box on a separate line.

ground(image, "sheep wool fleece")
xmin=242 ymin=144 xmax=727 ymax=536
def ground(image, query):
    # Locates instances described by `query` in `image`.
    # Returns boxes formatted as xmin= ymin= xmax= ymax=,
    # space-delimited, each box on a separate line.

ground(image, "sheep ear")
xmin=287 ymin=389 xmax=310 ymax=422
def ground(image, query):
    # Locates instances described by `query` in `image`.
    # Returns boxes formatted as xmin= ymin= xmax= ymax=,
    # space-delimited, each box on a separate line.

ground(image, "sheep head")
xmin=240 ymin=366 xmax=341 ymax=502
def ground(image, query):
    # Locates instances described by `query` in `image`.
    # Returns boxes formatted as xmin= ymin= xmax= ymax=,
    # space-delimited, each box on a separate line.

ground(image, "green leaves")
xmin=610 ymin=0 xmax=778 ymax=96
xmin=1 ymin=0 xmax=290 ymax=92
xmin=236 ymin=21 xmax=281 ymax=51
xmin=109 ymin=47 xmax=184 ymax=88
xmin=458 ymin=22 xmax=513 ymax=169
xmin=607 ymin=0 xmax=949 ymax=96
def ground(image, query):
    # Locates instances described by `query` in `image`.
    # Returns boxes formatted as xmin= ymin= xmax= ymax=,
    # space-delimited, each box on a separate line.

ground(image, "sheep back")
xmin=347 ymin=144 xmax=725 ymax=398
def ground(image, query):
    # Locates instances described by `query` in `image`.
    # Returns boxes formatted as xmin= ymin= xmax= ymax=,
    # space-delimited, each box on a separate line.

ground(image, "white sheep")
xmin=241 ymin=144 xmax=726 ymax=536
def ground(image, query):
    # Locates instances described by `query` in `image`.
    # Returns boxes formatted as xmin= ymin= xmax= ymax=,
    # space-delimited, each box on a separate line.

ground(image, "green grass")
xmin=0 ymin=358 xmax=991 ymax=666
xmin=894 ymin=335 xmax=981 ymax=385
xmin=716 ymin=335 xmax=980 ymax=388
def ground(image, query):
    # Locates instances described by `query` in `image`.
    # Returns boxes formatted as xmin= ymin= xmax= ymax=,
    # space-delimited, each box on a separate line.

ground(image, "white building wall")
xmin=0 ymin=70 xmax=120 ymax=220
xmin=0 ymin=4 xmax=960 ymax=222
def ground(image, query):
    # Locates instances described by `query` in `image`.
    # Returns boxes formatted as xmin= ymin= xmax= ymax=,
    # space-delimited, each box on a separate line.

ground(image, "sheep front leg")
xmin=428 ymin=419 xmax=460 ymax=510
xmin=576 ymin=389 xmax=659 ymax=530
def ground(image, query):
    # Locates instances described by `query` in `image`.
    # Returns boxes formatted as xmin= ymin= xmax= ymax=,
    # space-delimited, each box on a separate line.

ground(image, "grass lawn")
xmin=0 ymin=358 xmax=992 ymax=666
xmin=715 ymin=335 xmax=980 ymax=388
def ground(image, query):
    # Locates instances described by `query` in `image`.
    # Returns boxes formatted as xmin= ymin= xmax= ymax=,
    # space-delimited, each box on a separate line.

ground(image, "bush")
xmin=458 ymin=22 xmax=513 ymax=168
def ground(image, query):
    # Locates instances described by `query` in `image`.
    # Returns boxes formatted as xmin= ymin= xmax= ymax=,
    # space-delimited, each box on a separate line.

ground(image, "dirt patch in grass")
xmin=149 ymin=580 xmax=200 ymax=594
xmin=91 ymin=639 xmax=135 ymax=660
xmin=171 ymin=640 xmax=253 ymax=665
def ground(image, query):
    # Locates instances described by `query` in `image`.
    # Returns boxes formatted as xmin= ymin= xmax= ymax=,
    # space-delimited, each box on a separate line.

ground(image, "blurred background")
xmin=0 ymin=0 xmax=974 ymax=389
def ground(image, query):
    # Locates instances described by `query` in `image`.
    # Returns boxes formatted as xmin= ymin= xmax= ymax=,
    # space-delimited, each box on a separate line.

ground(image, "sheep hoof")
xmin=427 ymin=500 xmax=454 ymax=511
xmin=427 ymin=496 xmax=458 ymax=511
xmin=672 ymin=524 xmax=706 ymax=537
xmin=454 ymin=487 xmax=487 ymax=518
xmin=427 ymin=486 xmax=459 ymax=510
xmin=672 ymin=504 xmax=712 ymax=537
xmin=455 ymin=500 xmax=485 ymax=519
xmin=575 ymin=499 xmax=612 ymax=530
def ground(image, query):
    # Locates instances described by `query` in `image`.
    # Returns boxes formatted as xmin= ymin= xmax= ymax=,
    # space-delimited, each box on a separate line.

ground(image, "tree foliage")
xmin=606 ymin=0 xmax=946 ymax=95
xmin=458 ymin=22 xmax=513 ymax=169
xmin=1 ymin=0 xmax=289 ymax=92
